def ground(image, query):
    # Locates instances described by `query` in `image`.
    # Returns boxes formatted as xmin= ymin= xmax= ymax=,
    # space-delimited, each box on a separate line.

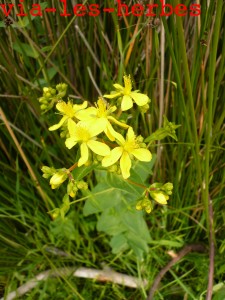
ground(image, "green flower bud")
xmin=67 ymin=181 xmax=78 ymax=198
xmin=43 ymin=87 xmax=49 ymax=93
xmin=163 ymin=182 xmax=173 ymax=192
xmin=41 ymin=166 xmax=56 ymax=178
xmin=96 ymin=155 xmax=104 ymax=162
xmin=77 ymin=181 xmax=88 ymax=190
xmin=108 ymin=164 xmax=118 ymax=173
xmin=139 ymin=103 xmax=149 ymax=113
xmin=45 ymin=92 xmax=51 ymax=98
xmin=84 ymin=160 xmax=91 ymax=167
xmin=40 ymin=104 xmax=48 ymax=110
xmin=136 ymin=197 xmax=153 ymax=214
xmin=136 ymin=135 xmax=144 ymax=143
xmin=50 ymin=208 xmax=60 ymax=220
xmin=50 ymin=89 xmax=56 ymax=96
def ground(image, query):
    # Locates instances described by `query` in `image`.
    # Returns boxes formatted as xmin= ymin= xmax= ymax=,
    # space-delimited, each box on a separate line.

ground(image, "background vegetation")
xmin=0 ymin=0 xmax=224 ymax=299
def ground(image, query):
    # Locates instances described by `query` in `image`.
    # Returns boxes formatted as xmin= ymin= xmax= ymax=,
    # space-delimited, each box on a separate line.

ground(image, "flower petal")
xmin=105 ymin=121 xmax=123 ymax=141
xmin=121 ymin=95 xmax=133 ymax=111
xmin=67 ymin=119 xmax=77 ymax=136
xmin=56 ymin=102 xmax=70 ymax=113
xmin=78 ymin=143 xmax=89 ymax=166
xmin=73 ymin=101 xmax=88 ymax=112
xmin=102 ymin=147 xmax=123 ymax=167
xmin=104 ymin=92 xmax=122 ymax=99
xmin=127 ymin=127 xmax=135 ymax=142
xmin=113 ymin=83 xmax=124 ymax=90
xmin=130 ymin=92 xmax=149 ymax=106
xmin=107 ymin=116 xmax=129 ymax=129
xmin=104 ymin=127 xmax=115 ymax=141
xmin=49 ymin=116 xmax=68 ymax=131
xmin=75 ymin=107 xmax=97 ymax=121
xmin=120 ymin=151 xmax=131 ymax=179
xmin=131 ymin=148 xmax=152 ymax=162
xmin=87 ymin=140 xmax=110 ymax=156
xmin=65 ymin=137 xmax=77 ymax=149
xmin=88 ymin=119 xmax=107 ymax=138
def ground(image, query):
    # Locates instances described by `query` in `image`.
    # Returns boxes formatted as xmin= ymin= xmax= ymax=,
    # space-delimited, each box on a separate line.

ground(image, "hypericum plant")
xmin=40 ymin=76 xmax=180 ymax=256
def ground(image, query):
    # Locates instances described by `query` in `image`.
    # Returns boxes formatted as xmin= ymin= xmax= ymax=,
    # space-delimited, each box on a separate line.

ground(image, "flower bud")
xmin=41 ymin=166 xmax=56 ymax=178
xmin=50 ymin=169 xmax=67 ymax=189
xmin=136 ymin=197 xmax=153 ymax=214
xmin=50 ymin=208 xmax=60 ymax=220
xmin=77 ymin=181 xmax=88 ymax=190
xmin=150 ymin=191 xmax=169 ymax=205
xmin=162 ymin=182 xmax=173 ymax=192
xmin=139 ymin=103 xmax=149 ymax=113
xmin=108 ymin=164 xmax=118 ymax=173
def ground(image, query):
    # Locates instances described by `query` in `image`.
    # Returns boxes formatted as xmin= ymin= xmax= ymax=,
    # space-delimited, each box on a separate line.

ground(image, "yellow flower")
xmin=76 ymin=98 xmax=129 ymax=141
xmin=65 ymin=120 xmax=110 ymax=167
xmin=49 ymin=100 xmax=88 ymax=131
xmin=104 ymin=75 xmax=150 ymax=111
xmin=102 ymin=127 xmax=152 ymax=179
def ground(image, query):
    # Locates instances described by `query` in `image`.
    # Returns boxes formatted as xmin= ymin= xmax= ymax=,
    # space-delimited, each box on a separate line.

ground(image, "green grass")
xmin=0 ymin=0 xmax=225 ymax=299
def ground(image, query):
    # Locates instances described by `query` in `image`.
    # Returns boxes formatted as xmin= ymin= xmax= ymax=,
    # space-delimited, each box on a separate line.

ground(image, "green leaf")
xmin=13 ymin=42 xmax=39 ymax=59
xmin=131 ymin=155 xmax=156 ymax=183
xmin=97 ymin=208 xmax=127 ymax=236
xmin=106 ymin=173 xmax=142 ymax=198
xmin=121 ymin=210 xmax=151 ymax=242
xmin=72 ymin=164 xmax=96 ymax=181
xmin=145 ymin=116 xmax=181 ymax=143
xmin=125 ymin=232 xmax=149 ymax=259
xmin=110 ymin=234 xmax=129 ymax=254
xmin=50 ymin=217 xmax=78 ymax=241
xmin=83 ymin=183 xmax=121 ymax=216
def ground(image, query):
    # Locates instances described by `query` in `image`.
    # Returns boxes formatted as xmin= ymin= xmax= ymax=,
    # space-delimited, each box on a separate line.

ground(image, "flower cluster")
xmin=41 ymin=76 xmax=152 ymax=179
xmin=40 ymin=75 xmax=178 ymax=216
xmin=136 ymin=182 xmax=173 ymax=213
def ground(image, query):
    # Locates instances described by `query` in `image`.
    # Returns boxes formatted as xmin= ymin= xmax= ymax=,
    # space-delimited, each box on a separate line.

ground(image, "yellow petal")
xmin=113 ymin=83 xmax=124 ymax=90
xmin=67 ymin=119 xmax=77 ymax=136
xmin=104 ymin=124 xmax=116 ymax=141
xmin=121 ymin=95 xmax=133 ymax=111
xmin=87 ymin=140 xmax=110 ymax=156
xmin=88 ymin=119 xmax=106 ymax=138
xmin=120 ymin=151 xmax=131 ymax=179
xmin=49 ymin=116 xmax=68 ymax=131
xmin=115 ymin=131 xmax=125 ymax=145
xmin=56 ymin=102 xmax=70 ymax=113
xmin=78 ymin=143 xmax=89 ymax=167
xmin=130 ymin=92 xmax=149 ymax=106
xmin=104 ymin=92 xmax=121 ymax=99
xmin=131 ymin=148 xmax=152 ymax=161
xmin=102 ymin=147 xmax=123 ymax=167
xmin=127 ymin=127 xmax=135 ymax=142
xmin=107 ymin=116 xmax=129 ymax=129
xmin=105 ymin=121 xmax=123 ymax=141
xmin=65 ymin=137 xmax=77 ymax=149
xmin=73 ymin=101 xmax=88 ymax=112
xmin=76 ymin=107 xmax=97 ymax=121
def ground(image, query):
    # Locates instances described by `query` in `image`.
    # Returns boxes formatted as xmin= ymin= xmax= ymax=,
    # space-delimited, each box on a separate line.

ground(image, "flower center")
xmin=123 ymin=75 xmax=132 ymax=95
xmin=123 ymin=140 xmax=138 ymax=153
xmin=60 ymin=102 xmax=76 ymax=118
xmin=76 ymin=125 xmax=91 ymax=142
xmin=96 ymin=98 xmax=107 ymax=118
